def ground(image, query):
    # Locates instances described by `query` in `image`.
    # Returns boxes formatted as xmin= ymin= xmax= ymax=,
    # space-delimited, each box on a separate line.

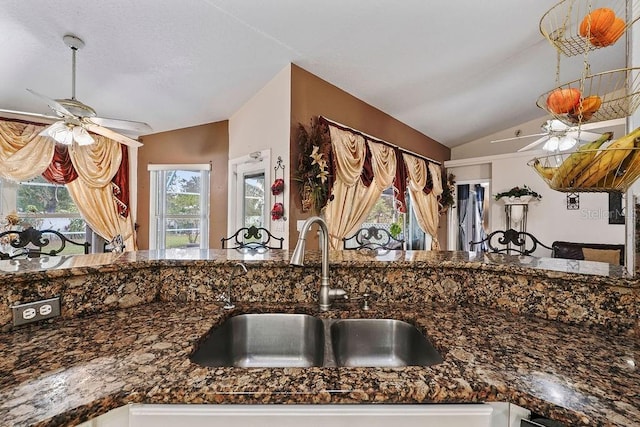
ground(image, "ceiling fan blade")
xmin=579 ymin=118 xmax=626 ymax=131
xmin=0 ymin=108 xmax=60 ymax=123
xmin=84 ymin=123 xmax=143 ymax=148
xmin=547 ymin=119 xmax=570 ymax=132
xmin=568 ymin=130 xmax=602 ymax=140
xmin=26 ymin=88 xmax=75 ymax=118
xmin=491 ymin=132 xmax=547 ymax=143
xmin=517 ymin=136 xmax=548 ymax=152
xmin=89 ymin=117 xmax=152 ymax=135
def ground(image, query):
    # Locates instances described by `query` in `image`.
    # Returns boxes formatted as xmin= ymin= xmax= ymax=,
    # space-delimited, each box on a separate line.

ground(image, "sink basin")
xmin=190 ymin=313 xmax=325 ymax=367
xmin=330 ymin=319 xmax=443 ymax=367
xmin=191 ymin=314 xmax=442 ymax=368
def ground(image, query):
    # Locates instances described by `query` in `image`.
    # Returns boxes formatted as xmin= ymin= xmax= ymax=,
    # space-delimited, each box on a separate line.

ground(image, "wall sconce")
xmin=567 ymin=193 xmax=579 ymax=210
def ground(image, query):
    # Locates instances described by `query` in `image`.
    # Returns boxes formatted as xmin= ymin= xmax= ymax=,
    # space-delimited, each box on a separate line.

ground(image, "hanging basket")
xmin=540 ymin=0 xmax=636 ymax=57
xmin=536 ymin=67 xmax=640 ymax=126
xmin=528 ymin=145 xmax=640 ymax=193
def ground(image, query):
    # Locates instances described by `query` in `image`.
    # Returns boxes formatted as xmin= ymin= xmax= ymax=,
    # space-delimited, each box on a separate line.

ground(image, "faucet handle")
xmin=361 ymin=293 xmax=371 ymax=311
xmin=329 ymin=288 xmax=348 ymax=301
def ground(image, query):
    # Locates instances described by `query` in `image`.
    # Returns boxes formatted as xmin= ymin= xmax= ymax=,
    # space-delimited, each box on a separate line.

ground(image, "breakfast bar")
xmin=0 ymin=250 xmax=638 ymax=426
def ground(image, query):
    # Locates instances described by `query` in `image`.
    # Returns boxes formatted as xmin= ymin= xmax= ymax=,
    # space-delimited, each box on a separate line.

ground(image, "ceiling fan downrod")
xmin=63 ymin=34 xmax=84 ymax=101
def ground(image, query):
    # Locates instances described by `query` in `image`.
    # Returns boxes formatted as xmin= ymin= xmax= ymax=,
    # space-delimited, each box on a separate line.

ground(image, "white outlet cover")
xmin=23 ymin=308 xmax=36 ymax=319
xmin=39 ymin=304 xmax=52 ymax=315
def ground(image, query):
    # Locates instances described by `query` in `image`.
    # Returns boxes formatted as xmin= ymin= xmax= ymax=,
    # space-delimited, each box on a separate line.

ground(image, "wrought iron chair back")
xmin=469 ymin=229 xmax=551 ymax=256
xmin=221 ymin=225 xmax=284 ymax=251
xmin=342 ymin=226 xmax=404 ymax=250
xmin=0 ymin=227 xmax=91 ymax=259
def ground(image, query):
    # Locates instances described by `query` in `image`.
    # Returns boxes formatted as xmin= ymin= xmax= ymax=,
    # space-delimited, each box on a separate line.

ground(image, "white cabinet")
xmin=76 ymin=405 xmax=129 ymax=427
xmin=488 ymin=402 xmax=532 ymax=427
xmin=79 ymin=402 xmax=531 ymax=427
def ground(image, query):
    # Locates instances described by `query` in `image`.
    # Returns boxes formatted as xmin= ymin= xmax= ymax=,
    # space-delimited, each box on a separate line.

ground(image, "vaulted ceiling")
xmin=0 ymin=0 xmax=626 ymax=148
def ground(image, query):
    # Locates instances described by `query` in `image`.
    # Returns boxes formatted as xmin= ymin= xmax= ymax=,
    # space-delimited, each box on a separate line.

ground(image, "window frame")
xmin=148 ymin=163 xmax=211 ymax=250
xmin=227 ymin=150 xmax=271 ymax=238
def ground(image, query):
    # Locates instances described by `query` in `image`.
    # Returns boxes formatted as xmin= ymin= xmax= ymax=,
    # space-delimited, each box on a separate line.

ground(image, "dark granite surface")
xmin=0 ymin=249 xmax=631 ymax=280
xmin=0 ymin=249 xmax=638 ymax=426
xmin=0 ymin=300 xmax=638 ymax=427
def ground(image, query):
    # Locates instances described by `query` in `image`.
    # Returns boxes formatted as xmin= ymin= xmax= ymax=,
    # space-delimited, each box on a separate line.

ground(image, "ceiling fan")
xmin=0 ymin=34 xmax=151 ymax=148
xmin=490 ymin=118 xmax=626 ymax=152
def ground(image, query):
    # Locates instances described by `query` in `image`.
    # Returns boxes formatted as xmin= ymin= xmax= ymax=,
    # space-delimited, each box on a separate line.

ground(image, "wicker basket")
xmin=540 ymin=0 xmax=636 ymax=57
xmin=528 ymin=146 xmax=640 ymax=192
xmin=537 ymin=67 xmax=640 ymax=126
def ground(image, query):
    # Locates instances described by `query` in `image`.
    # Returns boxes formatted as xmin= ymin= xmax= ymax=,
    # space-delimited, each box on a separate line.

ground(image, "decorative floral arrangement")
xmin=438 ymin=173 xmax=456 ymax=215
xmin=294 ymin=118 xmax=331 ymax=214
xmin=494 ymin=185 xmax=542 ymax=201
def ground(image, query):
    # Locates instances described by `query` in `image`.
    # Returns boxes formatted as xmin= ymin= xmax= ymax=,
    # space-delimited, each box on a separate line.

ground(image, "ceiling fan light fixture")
xmin=558 ymin=135 xmax=577 ymax=151
xmin=72 ymin=125 xmax=95 ymax=145
xmin=40 ymin=121 xmax=72 ymax=145
xmin=542 ymin=136 xmax=560 ymax=151
xmin=40 ymin=121 xmax=94 ymax=145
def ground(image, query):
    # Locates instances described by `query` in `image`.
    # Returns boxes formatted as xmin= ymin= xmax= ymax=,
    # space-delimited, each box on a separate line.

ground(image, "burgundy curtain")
xmin=111 ymin=145 xmax=130 ymax=218
xmin=423 ymin=163 xmax=434 ymax=195
xmin=42 ymin=144 xmax=78 ymax=184
xmin=359 ymin=143 xmax=374 ymax=187
xmin=393 ymin=147 xmax=407 ymax=213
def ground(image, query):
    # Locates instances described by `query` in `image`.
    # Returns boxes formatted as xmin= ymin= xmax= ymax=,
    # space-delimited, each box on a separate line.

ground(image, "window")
xmin=242 ymin=172 xmax=265 ymax=228
xmin=353 ymin=187 xmax=429 ymax=250
xmin=0 ymin=176 xmax=90 ymax=255
xmin=148 ymin=164 xmax=211 ymax=250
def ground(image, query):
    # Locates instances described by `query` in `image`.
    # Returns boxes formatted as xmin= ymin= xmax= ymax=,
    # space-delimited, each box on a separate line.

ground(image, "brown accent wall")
xmin=289 ymin=64 xmax=451 ymax=249
xmin=136 ymin=121 xmax=229 ymax=250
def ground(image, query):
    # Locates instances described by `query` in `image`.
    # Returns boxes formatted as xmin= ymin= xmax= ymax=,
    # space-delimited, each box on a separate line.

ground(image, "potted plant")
xmin=494 ymin=185 xmax=541 ymax=226
xmin=494 ymin=185 xmax=542 ymax=205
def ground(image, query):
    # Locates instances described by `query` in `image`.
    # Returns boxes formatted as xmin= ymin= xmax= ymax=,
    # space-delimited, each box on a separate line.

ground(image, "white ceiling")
xmin=0 ymin=0 xmax=626 ymax=148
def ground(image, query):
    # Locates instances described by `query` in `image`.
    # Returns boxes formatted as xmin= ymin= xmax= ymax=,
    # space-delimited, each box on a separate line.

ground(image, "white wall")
xmin=446 ymin=151 xmax=625 ymax=257
xmin=228 ymin=64 xmax=291 ymax=247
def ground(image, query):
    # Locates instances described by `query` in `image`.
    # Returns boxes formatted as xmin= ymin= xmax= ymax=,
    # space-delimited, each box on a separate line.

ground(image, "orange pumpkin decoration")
xmin=590 ymin=17 xmax=626 ymax=47
xmin=546 ymin=88 xmax=581 ymax=114
xmin=579 ymin=8 xmax=615 ymax=37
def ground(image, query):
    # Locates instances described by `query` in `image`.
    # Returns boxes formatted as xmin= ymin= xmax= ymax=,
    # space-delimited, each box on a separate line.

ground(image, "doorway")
xmin=451 ymin=181 xmax=490 ymax=251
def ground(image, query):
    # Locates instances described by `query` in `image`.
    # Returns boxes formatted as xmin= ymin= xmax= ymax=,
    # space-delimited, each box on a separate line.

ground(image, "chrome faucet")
xmin=290 ymin=216 xmax=346 ymax=311
xmin=222 ymin=262 xmax=247 ymax=309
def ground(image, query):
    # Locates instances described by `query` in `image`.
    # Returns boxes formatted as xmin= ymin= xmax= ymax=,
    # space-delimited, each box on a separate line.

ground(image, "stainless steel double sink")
xmin=190 ymin=313 xmax=443 ymax=368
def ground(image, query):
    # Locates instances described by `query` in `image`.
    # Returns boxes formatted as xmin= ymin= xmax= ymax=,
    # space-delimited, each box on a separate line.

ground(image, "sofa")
xmin=551 ymin=241 xmax=625 ymax=265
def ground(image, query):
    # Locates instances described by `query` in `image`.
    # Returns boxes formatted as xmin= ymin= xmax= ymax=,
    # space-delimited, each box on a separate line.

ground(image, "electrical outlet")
xmin=12 ymin=297 xmax=61 ymax=326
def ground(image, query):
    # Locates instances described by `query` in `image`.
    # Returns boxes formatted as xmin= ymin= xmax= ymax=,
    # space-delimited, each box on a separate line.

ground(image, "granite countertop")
xmin=0 ymin=300 xmax=638 ymax=427
xmin=0 ymin=248 xmax=632 ymax=281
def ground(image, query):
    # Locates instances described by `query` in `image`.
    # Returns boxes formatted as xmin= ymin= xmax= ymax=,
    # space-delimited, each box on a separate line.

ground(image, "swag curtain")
xmin=0 ymin=122 xmax=55 ymax=181
xmin=323 ymin=120 xmax=444 ymax=251
xmin=0 ymin=120 xmax=136 ymax=250
xmin=403 ymin=154 xmax=443 ymax=250
xmin=325 ymin=126 xmax=396 ymax=249
xmin=323 ymin=125 xmax=396 ymax=249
